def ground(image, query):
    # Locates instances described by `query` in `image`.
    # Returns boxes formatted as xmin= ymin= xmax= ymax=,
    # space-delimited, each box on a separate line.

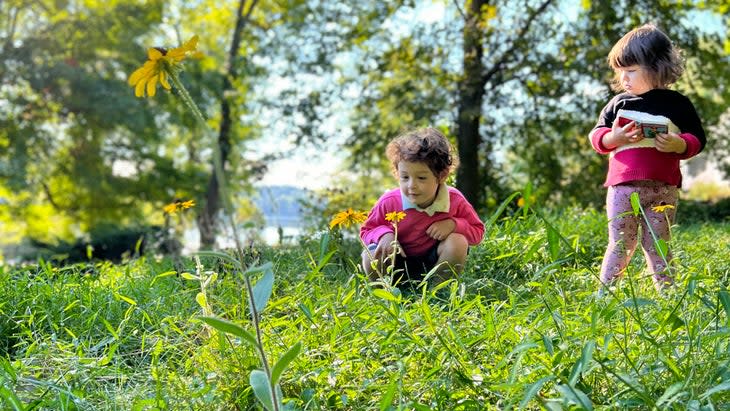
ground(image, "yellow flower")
xmin=385 ymin=211 xmax=406 ymax=224
xmin=652 ymin=204 xmax=675 ymax=213
xmin=329 ymin=208 xmax=368 ymax=229
xmin=164 ymin=199 xmax=196 ymax=214
xmin=128 ymin=35 xmax=200 ymax=98
xmin=163 ymin=202 xmax=179 ymax=214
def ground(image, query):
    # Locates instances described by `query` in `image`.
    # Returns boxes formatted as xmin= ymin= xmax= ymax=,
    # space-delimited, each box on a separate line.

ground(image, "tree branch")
xmin=481 ymin=0 xmax=555 ymax=87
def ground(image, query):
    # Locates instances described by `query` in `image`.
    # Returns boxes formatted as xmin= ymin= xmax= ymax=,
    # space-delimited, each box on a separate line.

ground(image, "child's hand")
xmin=426 ymin=219 xmax=456 ymax=241
xmin=375 ymin=232 xmax=406 ymax=259
xmin=603 ymin=120 xmax=642 ymax=149
xmin=655 ymin=132 xmax=687 ymax=154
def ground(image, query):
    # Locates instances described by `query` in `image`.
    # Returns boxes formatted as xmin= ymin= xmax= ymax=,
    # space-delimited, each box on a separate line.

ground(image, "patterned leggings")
xmin=600 ymin=181 xmax=678 ymax=286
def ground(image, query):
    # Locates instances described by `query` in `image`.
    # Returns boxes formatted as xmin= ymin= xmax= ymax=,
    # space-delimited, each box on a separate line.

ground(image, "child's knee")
xmin=439 ymin=233 xmax=468 ymax=259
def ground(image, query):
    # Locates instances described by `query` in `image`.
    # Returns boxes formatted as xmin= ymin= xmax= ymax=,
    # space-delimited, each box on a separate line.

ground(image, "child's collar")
xmin=401 ymin=184 xmax=450 ymax=216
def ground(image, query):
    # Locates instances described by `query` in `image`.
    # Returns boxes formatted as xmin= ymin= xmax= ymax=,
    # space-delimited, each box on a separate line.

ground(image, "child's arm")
xmin=599 ymin=120 xmax=642 ymax=150
xmin=426 ymin=219 xmax=455 ymax=241
xmin=371 ymin=232 xmax=406 ymax=259
xmin=437 ymin=191 xmax=485 ymax=245
xmin=654 ymin=132 xmax=687 ymax=154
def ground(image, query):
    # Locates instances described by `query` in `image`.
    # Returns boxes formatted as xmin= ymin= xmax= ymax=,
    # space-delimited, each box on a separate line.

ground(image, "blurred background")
xmin=1 ymin=0 xmax=728 ymax=261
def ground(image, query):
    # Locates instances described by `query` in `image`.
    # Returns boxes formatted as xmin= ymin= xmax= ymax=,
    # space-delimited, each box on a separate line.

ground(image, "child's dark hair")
xmin=386 ymin=127 xmax=458 ymax=178
xmin=607 ymin=24 xmax=683 ymax=91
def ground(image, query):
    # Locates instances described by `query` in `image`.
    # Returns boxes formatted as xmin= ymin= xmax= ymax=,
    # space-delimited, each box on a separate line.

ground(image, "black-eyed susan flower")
xmin=329 ymin=208 xmax=368 ymax=229
xmin=128 ymin=35 xmax=200 ymax=98
xmin=652 ymin=204 xmax=675 ymax=213
xmin=164 ymin=199 xmax=196 ymax=215
xmin=385 ymin=211 xmax=406 ymax=224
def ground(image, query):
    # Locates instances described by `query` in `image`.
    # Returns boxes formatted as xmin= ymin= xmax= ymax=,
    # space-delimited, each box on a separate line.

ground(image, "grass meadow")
xmin=1 ymin=204 xmax=730 ymax=410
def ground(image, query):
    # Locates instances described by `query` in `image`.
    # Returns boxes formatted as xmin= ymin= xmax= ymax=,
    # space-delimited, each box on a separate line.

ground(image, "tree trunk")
xmin=197 ymin=0 xmax=257 ymax=248
xmin=455 ymin=0 xmax=488 ymax=207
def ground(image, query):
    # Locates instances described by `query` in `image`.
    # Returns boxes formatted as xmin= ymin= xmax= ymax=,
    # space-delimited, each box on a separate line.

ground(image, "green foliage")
xmin=2 ymin=211 xmax=730 ymax=408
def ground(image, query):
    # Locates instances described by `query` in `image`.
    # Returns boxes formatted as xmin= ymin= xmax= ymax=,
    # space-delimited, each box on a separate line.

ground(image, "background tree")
xmin=272 ymin=0 xmax=728 ymax=209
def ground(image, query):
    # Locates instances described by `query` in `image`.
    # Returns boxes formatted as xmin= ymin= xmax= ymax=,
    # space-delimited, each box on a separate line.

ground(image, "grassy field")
xmin=1 ymin=206 xmax=730 ymax=410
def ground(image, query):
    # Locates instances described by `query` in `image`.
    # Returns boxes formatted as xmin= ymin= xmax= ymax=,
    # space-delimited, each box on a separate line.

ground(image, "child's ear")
xmin=438 ymin=170 xmax=449 ymax=183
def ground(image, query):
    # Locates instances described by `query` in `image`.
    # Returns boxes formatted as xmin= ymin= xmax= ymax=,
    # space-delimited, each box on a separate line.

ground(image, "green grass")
xmin=1 ymin=207 xmax=730 ymax=409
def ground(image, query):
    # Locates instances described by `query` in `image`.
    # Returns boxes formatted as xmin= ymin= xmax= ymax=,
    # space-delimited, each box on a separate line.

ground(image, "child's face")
xmin=397 ymin=161 xmax=445 ymax=209
xmin=615 ymin=65 xmax=653 ymax=95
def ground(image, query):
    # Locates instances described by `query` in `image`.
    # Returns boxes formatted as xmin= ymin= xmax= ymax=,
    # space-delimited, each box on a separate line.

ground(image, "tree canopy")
xmin=1 ymin=0 xmax=728 ymax=248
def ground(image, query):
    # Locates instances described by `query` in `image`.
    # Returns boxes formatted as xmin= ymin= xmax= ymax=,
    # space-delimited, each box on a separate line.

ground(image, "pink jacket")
xmin=360 ymin=186 xmax=484 ymax=257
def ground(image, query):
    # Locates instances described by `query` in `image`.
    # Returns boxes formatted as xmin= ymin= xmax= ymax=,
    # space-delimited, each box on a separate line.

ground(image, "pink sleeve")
xmin=450 ymin=196 xmax=485 ymax=246
xmin=359 ymin=199 xmax=393 ymax=246
xmin=590 ymin=127 xmax=613 ymax=154
xmin=676 ymin=133 xmax=702 ymax=159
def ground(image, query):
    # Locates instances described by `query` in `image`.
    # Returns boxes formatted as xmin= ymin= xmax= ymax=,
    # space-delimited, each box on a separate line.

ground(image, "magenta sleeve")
xmin=590 ymin=127 xmax=613 ymax=154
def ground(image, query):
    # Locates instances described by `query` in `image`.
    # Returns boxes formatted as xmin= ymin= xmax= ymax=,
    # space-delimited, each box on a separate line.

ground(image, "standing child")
xmin=589 ymin=24 xmax=706 ymax=289
xmin=360 ymin=127 xmax=485 ymax=286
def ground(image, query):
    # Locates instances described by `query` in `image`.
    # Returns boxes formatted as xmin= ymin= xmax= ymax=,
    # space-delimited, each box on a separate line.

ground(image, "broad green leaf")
xmin=655 ymin=238 xmax=668 ymax=259
xmin=196 ymin=251 xmax=242 ymax=269
xmin=252 ymin=265 xmax=275 ymax=313
xmin=199 ymin=316 xmax=257 ymax=347
xmin=542 ymin=335 xmax=554 ymax=356
xmin=662 ymin=312 xmax=684 ymax=332
xmin=580 ymin=340 xmax=595 ymax=375
xmin=271 ymin=341 xmax=302 ymax=386
xmin=630 ymin=192 xmax=641 ymax=216
xmin=181 ymin=272 xmax=200 ymax=281
xmin=196 ymin=292 xmax=208 ymax=310
xmin=656 ymin=382 xmax=685 ymax=407
xmin=556 ymin=384 xmax=593 ymax=410
xmin=250 ymin=370 xmax=274 ymax=411
xmin=700 ymin=380 xmax=730 ymax=400
xmin=568 ymin=358 xmax=583 ymax=387
xmin=519 ymin=376 xmax=553 ymax=410
xmin=298 ymin=303 xmax=314 ymax=324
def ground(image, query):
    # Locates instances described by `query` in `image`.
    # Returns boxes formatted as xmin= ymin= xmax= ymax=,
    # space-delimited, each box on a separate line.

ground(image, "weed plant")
xmin=1 ymin=206 xmax=730 ymax=409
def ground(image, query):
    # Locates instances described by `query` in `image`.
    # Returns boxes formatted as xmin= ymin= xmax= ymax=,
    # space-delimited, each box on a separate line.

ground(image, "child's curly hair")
xmin=386 ymin=127 xmax=458 ymax=178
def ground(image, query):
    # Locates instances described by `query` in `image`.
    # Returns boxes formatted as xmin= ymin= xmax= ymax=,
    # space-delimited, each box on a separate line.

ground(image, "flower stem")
xmin=168 ymin=69 xmax=279 ymax=410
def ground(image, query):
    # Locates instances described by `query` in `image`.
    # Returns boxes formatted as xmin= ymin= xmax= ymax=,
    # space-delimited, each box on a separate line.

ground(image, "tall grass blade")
xmin=700 ymin=380 xmax=730 ymax=400
xmin=519 ymin=376 xmax=553 ymax=410
xmin=0 ymin=386 xmax=24 ymax=411
xmin=379 ymin=379 xmax=397 ymax=411
xmin=270 ymin=342 xmax=302 ymax=386
xmin=556 ymin=384 xmax=593 ymax=410
xmin=547 ymin=225 xmax=560 ymax=261
xmin=485 ymin=192 xmax=521 ymax=232
xmin=630 ymin=192 xmax=641 ymax=216
xmin=718 ymin=291 xmax=730 ymax=324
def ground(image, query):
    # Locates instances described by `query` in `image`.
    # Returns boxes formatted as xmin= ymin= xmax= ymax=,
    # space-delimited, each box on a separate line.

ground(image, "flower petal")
xmin=134 ymin=76 xmax=148 ymax=97
xmin=147 ymin=47 xmax=163 ymax=60
xmin=146 ymin=74 xmax=159 ymax=97
xmin=128 ymin=66 xmax=148 ymax=86
xmin=159 ymin=70 xmax=170 ymax=90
